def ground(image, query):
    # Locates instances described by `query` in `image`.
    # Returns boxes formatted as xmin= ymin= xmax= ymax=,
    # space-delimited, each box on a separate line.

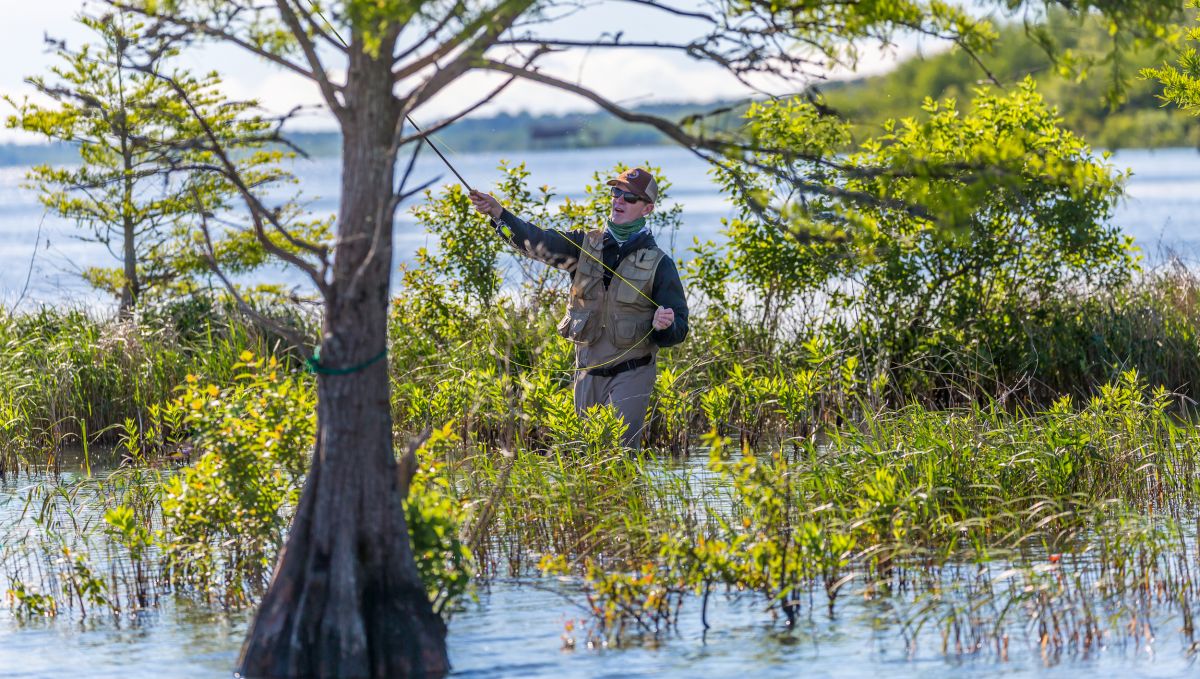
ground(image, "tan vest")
xmin=557 ymin=229 xmax=665 ymax=367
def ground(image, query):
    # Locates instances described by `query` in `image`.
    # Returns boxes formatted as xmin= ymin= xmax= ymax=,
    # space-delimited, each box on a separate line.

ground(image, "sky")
xmin=0 ymin=1 xmax=939 ymax=143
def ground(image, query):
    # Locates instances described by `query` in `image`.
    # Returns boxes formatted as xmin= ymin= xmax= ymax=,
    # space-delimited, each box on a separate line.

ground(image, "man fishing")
xmin=469 ymin=167 xmax=688 ymax=449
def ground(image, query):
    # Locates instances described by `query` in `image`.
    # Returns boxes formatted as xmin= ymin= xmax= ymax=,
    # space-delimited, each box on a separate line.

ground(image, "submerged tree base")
xmin=239 ymin=377 xmax=449 ymax=678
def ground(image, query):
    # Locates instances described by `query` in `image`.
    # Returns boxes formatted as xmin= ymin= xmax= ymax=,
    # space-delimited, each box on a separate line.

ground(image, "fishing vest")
xmin=557 ymin=229 xmax=666 ymax=366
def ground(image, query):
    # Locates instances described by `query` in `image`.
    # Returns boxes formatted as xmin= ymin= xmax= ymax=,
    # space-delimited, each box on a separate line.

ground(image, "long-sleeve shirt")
xmin=495 ymin=209 xmax=689 ymax=348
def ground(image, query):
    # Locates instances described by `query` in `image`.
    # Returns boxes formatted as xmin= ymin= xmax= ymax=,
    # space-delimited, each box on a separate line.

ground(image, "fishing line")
xmin=310 ymin=4 xmax=665 ymax=374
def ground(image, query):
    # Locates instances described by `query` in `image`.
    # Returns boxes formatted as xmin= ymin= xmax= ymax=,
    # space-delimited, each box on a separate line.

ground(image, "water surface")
xmin=3 ymin=460 xmax=1199 ymax=679
xmin=4 ymin=145 xmax=1200 ymax=676
xmin=1 ymin=145 xmax=1197 ymax=305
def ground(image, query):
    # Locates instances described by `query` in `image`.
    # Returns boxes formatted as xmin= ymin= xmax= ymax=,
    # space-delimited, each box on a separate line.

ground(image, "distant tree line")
xmin=0 ymin=100 xmax=746 ymax=165
xmin=821 ymin=12 xmax=1199 ymax=150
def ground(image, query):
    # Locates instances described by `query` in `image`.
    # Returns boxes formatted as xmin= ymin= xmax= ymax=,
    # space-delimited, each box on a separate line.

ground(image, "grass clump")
xmin=0 ymin=295 xmax=312 ymax=473
xmin=545 ymin=370 xmax=1200 ymax=656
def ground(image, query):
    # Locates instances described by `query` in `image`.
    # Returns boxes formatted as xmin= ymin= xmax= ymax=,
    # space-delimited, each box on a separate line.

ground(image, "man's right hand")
xmin=469 ymin=189 xmax=502 ymax=219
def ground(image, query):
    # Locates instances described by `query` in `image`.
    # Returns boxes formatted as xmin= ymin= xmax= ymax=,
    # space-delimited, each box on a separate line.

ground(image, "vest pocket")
xmin=613 ymin=317 xmax=652 ymax=348
xmin=615 ymin=278 xmax=648 ymax=305
xmin=557 ymin=308 xmax=598 ymax=344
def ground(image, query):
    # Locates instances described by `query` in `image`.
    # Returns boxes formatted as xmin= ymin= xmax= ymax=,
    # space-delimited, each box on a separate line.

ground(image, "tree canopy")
xmin=6 ymin=13 xmax=299 ymax=312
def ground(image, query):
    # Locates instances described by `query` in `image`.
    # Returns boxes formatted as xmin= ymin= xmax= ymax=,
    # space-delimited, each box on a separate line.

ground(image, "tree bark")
xmin=237 ymin=38 xmax=448 ymax=679
xmin=118 ymin=60 xmax=138 ymax=317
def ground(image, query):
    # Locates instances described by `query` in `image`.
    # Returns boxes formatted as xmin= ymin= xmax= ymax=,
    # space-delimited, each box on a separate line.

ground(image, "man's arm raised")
xmin=469 ymin=189 xmax=584 ymax=271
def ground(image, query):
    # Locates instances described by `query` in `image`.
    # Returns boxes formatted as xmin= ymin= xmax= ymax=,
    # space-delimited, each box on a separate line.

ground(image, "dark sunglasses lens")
xmin=610 ymin=187 xmax=642 ymax=203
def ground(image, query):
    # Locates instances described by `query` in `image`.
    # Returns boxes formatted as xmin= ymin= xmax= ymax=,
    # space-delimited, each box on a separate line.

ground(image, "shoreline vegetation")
xmin=7 ymin=160 xmax=1200 ymax=666
xmin=9 ymin=4 xmax=1200 ymax=675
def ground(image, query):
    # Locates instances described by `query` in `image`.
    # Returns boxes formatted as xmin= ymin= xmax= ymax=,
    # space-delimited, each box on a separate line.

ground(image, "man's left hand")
xmin=653 ymin=307 xmax=674 ymax=331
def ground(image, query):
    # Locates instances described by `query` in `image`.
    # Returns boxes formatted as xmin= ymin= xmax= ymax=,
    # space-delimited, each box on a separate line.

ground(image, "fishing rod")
xmin=404 ymin=115 xmax=473 ymax=194
xmin=309 ymin=4 xmax=665 ymax=373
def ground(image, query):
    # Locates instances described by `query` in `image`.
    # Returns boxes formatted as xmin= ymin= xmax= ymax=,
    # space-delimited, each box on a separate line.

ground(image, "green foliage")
xmin=411 ymin=180 xmax=506 ymax=308
xmin=404 ymin=424 xmax=473 ymax=616
xmin=727 ymin=0 xmax=997 ymax=69
xmin=553 ymin=372 xmax=1200 ymax=643
xmin=90 ymin=356 xmax=475 ymax=615
xmin=159 ymin=353 xmax=315 ymax=602
xmin=473 ymin=442 xmax=684 ymax=570
xmin=4 ymin=580 xmax=58 ymax=619
xmin=649 ymin=367 xmax=691 ymax=452
xmin=1144 ymin=1 xmax=1200 ymax=120
xmin=4 ymin=13 xmax=299 ymax=310
xmin=828 ymin=12 xmax=1194 ymax=149
xmin=104 ymin=506 xmax=153 ymax=564
xmin=662 ymin=431 xmax=857 ymax=625
xmin=0 ymin=298 xmax=296 ymax=463
xmin=694 ymin=80 xmax=1136 ymax=398
xmin=61 ymin=547 xmax=110 ymax=615
xmin=809 ymin=369 xmax=1188 ymax=547
xmin=540 ymin=554 xmax=684 ymax=643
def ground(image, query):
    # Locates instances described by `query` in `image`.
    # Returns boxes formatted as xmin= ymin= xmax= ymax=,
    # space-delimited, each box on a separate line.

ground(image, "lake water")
xmin=3 ymin=462 xmax=1199 ymax=679
xmin=5 ymin=145 xmax=1200 ymax=677
xmin=2 ymin=145 xmax=1199 ymax=305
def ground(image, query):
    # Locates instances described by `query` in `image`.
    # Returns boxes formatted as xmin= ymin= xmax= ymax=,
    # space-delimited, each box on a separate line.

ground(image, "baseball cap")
xmin=606 ymin=167 xmax=658 ymax=203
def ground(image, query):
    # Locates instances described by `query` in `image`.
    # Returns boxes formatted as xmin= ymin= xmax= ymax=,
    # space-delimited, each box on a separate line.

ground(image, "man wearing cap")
xmin=469 ymin=167 xmax=688 ymax=449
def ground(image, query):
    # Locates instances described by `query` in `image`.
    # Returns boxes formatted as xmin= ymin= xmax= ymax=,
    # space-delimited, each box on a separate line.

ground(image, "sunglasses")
xmin=610 ymin=187 xmax=645 ymax=203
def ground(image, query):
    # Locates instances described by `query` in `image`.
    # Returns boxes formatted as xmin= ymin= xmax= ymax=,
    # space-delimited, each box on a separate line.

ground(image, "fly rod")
xmin=309 ymin=3 xmax=474 ymax=192
xmin=405 ymin=115 xmax=473 ymax=193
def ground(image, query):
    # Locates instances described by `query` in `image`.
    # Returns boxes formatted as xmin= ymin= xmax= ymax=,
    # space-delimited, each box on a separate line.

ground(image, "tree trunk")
xmin=238 ymin=41 xmax=448 ymax=679
xmin=119 ymin=120 xmax=138 ymax=317
xmin=120 ymin=212 xmax=137 ymax=316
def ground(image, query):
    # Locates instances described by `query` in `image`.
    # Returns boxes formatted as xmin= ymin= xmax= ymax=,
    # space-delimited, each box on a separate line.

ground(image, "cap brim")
xmin=606 ymin=179 xmax=653 ymax=202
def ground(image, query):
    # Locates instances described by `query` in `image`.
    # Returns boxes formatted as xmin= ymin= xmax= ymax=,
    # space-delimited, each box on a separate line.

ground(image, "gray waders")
xmin=574 ymin=360 xmax=657 ymax=449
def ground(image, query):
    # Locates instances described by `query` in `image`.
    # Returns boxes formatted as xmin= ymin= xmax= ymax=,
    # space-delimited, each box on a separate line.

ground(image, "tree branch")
xmin=392 ymin=1 xmax=486 ymax=81
xmin=394 ymin=55 xmax=527 ymax=153
xmin=275 ymin=0 xmax=346 ymax=120
xmin=394 ymin=0 xmax=466 ymax=65
xmin=393 ymin=0 xmax=537 ymax=91
xmin=617 ymin=0 xmax=719 ymax=23
xmin=105 ymin=1 xmax=321 ymax=84
xmin=136 ymin=67 xmax=333 ymax=296
xmin=193 ymin=189 xmax=314 ymax=357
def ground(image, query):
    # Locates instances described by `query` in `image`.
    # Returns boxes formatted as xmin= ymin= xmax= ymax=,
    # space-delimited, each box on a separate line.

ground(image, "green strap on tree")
xmin=305 ymin=346 xmax=388 ymax=376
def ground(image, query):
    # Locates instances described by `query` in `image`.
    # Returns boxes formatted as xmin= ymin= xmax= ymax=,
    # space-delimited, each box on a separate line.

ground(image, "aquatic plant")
xmin=403 ymin=424 xmax=474 ymax=617
xmin=548 ymin=372 xmax=1200 ymax=658
xmin=0 ymin=297 xmax=308 ymax=466
xmin=157 ymin=354 xmax=315 ymax=604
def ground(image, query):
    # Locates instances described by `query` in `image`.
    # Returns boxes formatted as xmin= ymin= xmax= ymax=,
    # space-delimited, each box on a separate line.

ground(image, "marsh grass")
xmin=0 ymin=296 xmax=312 ymax=473
xmin=8 ymin=260 xmax=1200 ymax=665
xmin=8 ymin=349 xmax=1200 ymax=666
xmin=540 ymin=371 xmax=1200 ymax=657
xmin=1 ymin=465 xmax=167 ymax=621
